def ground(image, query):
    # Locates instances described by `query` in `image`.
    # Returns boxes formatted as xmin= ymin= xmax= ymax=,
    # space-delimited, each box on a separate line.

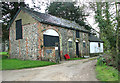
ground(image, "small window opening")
xmin=16 ymin=19 xmax=22 ymax=40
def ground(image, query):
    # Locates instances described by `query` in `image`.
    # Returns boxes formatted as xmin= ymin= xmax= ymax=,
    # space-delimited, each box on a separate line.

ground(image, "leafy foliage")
xmin=96 ymin=60 xmax=118 ymax=81
xmin=2 ymin=2 xmax=28 ymax=41
xmin=46 ymin=2 xmax=91 ymax=31
xmin=89 ymin=2 xmax=118 ymax=51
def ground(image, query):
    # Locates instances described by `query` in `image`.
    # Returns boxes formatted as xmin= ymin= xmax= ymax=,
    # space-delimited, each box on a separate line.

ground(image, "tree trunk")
xmin=115 ymin=2 xmax=119 ymax=55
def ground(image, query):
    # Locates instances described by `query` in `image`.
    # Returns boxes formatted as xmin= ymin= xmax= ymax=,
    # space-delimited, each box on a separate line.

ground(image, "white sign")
xmin=55 ymin=47 xmax=58 ymax=50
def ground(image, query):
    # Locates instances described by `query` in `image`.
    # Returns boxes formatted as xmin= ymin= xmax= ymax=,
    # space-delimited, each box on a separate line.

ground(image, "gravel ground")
xmin=2 ymin=58 xmax=98 ymax=81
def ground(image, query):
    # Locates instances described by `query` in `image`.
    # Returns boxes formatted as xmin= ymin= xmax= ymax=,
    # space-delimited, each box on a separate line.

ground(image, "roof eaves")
xmin=89 ymin=40 xmax=104 ymax=43
xmin=21 ymin=7 xmax=43 ymax=22
xmin=89 ymin=34 xmax=104 ymax=42
xmin=22 ymin=8 xmax=89 ymax=32
xmin=40 ymin=20 xmax=90 ymax=33
xmin=11 ymin=7 xmax=90 ymax=33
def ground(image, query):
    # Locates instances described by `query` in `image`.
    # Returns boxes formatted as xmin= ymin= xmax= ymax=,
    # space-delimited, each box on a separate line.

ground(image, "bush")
xmin=100 ymin=48 xmax=119 ymax=70
xmin=97 ymin=57 xmax=106 ymax=66
xmin=104 ymin=54 xmax=118 ymax=68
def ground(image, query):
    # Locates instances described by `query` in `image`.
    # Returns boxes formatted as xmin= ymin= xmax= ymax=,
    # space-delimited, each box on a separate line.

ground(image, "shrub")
xmin=2 ymin=55 xmax=8 ymax=59
xmin=101 ymin=49 xmax=119 ymax=70
xmin=97 ymin=57 xmax=106 ymax=66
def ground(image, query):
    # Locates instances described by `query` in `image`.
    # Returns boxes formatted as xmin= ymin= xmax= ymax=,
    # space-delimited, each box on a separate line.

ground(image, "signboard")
xmin=55 ymin=47 xmax=58 ymax=50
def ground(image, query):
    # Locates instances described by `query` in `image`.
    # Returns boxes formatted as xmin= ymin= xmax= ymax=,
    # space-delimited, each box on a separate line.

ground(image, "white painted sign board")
xmin=55 ymin=47 xmax=58 ymax=50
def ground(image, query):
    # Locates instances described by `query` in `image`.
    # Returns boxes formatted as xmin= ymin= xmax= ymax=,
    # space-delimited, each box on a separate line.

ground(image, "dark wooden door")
xmin=76 ymin=42 xmax=79 ymax=57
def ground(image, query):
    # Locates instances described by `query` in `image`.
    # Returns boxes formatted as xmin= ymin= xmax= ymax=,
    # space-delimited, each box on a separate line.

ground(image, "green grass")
xmin=96 ymin=63 xmax=118 ymax=81
xmin=2 ymin=58 xmax=56 ymax=70
xmin=0 ymin=52 xmax=8 ymax=55
xmin=67 ymin=57 xmax=85 ymax=60
xmin=89 ymin=57 xmax=97 ymax=60
xmin=0 ymin=58 xmax=1 ymax=70
xmin=1 ymin=55 xmax=8 ymax=59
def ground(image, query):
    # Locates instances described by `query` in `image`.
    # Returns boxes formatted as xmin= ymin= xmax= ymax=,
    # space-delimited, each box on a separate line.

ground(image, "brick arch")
xmin=42 ymin=28 xmax=61 ymax=37
xmin=42 ymin=27 xmax=63 ymax=60
xmin=42 ymin=28 xmax=61 ymax=47
xmin=43 ymin=29 xmax=59 ymax=36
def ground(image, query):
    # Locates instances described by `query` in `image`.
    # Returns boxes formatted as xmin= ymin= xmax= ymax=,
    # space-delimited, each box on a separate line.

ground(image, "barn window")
xmin=16 ymin=19 xmax=22 ymax=40
xmin=43 ymin=35 xmax=59 ymax=47
xmin=69 ymin=41 xmax=72 ymax=48
xmin=68 ymin=38 xmax=72 ymax=48
xmin=83 ymin=40 xmax=86 ymax=47
xmin=76 ymin=30 xmax=80 ymax=38
xmin=43 ymin=29 xmax=59 ymax=47
xmin=98 ymin=43 xmax=100 ymax=47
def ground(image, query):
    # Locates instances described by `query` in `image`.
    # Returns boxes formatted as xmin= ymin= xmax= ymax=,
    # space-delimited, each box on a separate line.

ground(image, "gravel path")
xmin=2 ymin=58 xmax=98 ymax=81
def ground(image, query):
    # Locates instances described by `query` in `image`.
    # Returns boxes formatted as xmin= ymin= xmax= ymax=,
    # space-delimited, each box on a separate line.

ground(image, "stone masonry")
xmin=9 ymin=9 xmax=89 ymax=61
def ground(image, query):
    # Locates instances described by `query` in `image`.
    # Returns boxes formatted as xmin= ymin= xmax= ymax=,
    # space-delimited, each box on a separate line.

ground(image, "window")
xmin=98 ymin=43 xmax=100 ymax=47
xmin=43 ymin=29 xmax=59 ymax=47
xmin=68 ymin=38 xmax=72 ymax=48
xmin=69 ymin=41 xmax=72 ymax=48
xmin=16 ymin=19 xmax=22 ymax=40
xmin=76 ymin=30 xmax=80 ymax=38
xmin=83 ymin=42 xmax=86 ymax=47
xmin=43 ymin=35 xmax=59 ymax=47
xmin=83 ymin=41 xmax=86 ymax=47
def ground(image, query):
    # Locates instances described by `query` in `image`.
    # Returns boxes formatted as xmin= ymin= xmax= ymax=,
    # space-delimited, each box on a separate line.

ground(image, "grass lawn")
xmin=0 ymin=52 xmax=8 ymax=56
xmin=2 ymin=56 xmax=56 ymax=70
xmin=96 ymin=64 xmax=118 ymax=81
xmin=67 ymin=57 xmax=85 ymax=60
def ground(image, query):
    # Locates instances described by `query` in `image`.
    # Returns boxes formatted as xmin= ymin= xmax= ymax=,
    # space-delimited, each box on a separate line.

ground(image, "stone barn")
xmin=9 ymin=7 xmax=90 ymax=61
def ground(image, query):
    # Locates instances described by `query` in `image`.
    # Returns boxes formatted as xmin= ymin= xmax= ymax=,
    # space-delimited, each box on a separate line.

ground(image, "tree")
xmin=46 ymin=2 xmax=91 ymax=31
xmin=89 ymin=2 xmax=116 ymax=51
xmin=115 ymin=2 xmax=120 ymax=55
xmin=2 ymin=2 xmax=28 ymax=41
xmin=31 ymin=0 xmax=49 ymax=12
xmin=89 ymin=2 xmax=120 ymax=69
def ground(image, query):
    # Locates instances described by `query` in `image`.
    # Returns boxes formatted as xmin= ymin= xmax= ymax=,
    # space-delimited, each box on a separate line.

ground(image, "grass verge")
xmin=89 ymin=57 xmax=97 ymax=60
xmin=0 ymin=52 xmax=8 ymax=55
xmin=67 ymin=57 xmax=85 ymax=60
xmin=96 ymin=61 xmax=118 ymax=81
xmin=2 ymin=57 xmax=56 ymax=70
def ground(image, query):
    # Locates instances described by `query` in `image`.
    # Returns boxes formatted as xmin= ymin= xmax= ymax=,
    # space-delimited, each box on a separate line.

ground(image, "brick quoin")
xmin=37 ymin=22 xmax=42 ymax=60
xmin=19 ymin=40 xmax=21 ymax=57
xmin=9 ymin=26 xmax=11 ymax=56
xmin=26 ymin=38 xmax=28 ymax=57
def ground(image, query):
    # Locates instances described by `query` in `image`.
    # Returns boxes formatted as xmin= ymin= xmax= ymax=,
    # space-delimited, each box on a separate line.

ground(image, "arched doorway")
xmin=43 ymin=29 xmax=59 ymax=47
xmin=43 ymin=29 xmax=61 ymax=61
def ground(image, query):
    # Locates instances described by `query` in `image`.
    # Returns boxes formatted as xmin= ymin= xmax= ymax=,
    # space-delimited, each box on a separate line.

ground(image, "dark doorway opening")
xmin=76 ymin=42 xmax=79 ymax=57
xmin=43 ymin=34 xmax=61 ymax=60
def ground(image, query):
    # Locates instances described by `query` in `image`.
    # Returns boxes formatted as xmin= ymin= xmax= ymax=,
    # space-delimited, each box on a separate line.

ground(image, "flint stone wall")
xmin=9 ymin=10 xmax=89 ymax=61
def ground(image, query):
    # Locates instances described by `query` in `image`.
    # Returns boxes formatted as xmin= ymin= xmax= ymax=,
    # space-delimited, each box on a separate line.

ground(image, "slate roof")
xmin=8 ymin=7 xmax=89 ymax=33
xmin=89 ymin=34 xmax=103 ymax=42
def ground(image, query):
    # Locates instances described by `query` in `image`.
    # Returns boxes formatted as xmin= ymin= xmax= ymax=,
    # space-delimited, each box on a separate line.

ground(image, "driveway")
xmin=2 ymin=58 xmax=98 ymax=81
